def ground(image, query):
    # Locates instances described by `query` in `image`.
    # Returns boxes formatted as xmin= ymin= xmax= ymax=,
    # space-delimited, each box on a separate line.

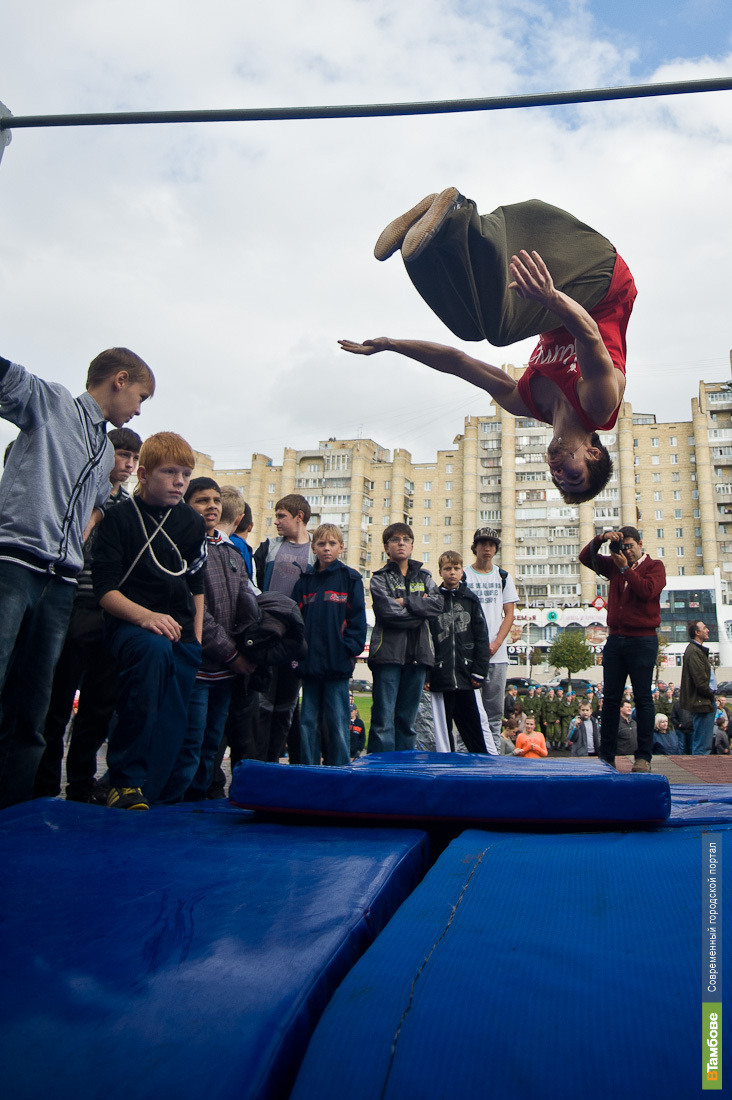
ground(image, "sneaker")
xmin=106 ymin=786 xmax=149 ymax=811
xmin=402 ymin=186 xmax=462 ymax=262
xmin=631 ymin=758 xmax=652 ymax=774
xmin=373 ymin=193 xmax=438 ymax=261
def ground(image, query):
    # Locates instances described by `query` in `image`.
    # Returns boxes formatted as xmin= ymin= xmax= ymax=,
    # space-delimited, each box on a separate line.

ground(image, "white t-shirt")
xmin=464 ymin=564 xmax=518 ymax=665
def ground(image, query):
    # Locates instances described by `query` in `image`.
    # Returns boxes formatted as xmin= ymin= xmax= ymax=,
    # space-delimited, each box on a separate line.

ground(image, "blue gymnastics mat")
xmin=668 ymin=783 xmax=732 ymax=824
xmin=230 ymin=752 xmax=671 ymax=824
xmin=0 ymin=799 xmax=429 ymax=1100
xmin=292 ymin=824 xmax=729 ymax=1100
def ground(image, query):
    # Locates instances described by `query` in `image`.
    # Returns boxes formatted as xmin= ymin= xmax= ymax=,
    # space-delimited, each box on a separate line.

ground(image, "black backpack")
xmin=235 ymin=591 xmax=307 ymax=670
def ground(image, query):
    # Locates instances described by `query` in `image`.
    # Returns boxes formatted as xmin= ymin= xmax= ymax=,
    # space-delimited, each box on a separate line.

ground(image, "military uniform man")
xmin=542 ymin=688 xmax=561 ymax=749
xmin=559 ymin=689 xmax=579 ymax=747
xmin=521 ymin=686 xmax=543 ymax=725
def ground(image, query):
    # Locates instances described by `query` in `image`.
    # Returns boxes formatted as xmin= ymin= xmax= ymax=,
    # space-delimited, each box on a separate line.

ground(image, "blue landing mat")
xmin=292 ymin=825 xmax=729 ymax=1100
xmin=668 ymin=783 xmax=732 ymax=824
xmin=0 ymin=799 xmax=429 ymax=1100
xmin=230 ymin=752 xmax=671 ymax=824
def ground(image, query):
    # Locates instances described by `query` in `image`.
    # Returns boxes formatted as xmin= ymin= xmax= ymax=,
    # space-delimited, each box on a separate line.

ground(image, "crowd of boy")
xmin=0 ymin=349 xmax=726 ymax=812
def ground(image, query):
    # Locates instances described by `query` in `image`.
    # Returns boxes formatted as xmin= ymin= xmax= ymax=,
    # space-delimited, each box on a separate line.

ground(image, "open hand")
xmin=338 ymin=338 xmax=390 ymax=355
xmin=508 ymin=250 xmax=556 ymax=306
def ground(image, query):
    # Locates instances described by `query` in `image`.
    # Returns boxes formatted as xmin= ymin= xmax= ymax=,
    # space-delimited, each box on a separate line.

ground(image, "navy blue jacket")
xmin=292 ymin=559 xmax=367 ymax=679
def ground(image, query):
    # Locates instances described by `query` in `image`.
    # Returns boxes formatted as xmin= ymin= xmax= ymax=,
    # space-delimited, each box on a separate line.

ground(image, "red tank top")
xmin=516 ymin=253 xmax=637 ymax=432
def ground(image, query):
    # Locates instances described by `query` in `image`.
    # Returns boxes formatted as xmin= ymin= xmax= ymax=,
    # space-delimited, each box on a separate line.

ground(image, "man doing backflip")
xmin=340 ymin=188 xmax=636 ymax=504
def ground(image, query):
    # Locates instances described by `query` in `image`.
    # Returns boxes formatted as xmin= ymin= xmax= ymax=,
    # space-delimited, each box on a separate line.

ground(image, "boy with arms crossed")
xmin=368 ymin=523 xmax=443 ymax=753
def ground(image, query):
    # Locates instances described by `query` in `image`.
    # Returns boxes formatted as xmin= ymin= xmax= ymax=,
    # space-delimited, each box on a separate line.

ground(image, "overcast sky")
xmin=1 ymin=0 xmax=731 ymax=466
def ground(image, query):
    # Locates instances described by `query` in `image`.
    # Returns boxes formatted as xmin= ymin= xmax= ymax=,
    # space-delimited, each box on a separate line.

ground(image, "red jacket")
xmin=578 ymin=537 xmax=666 ymax=636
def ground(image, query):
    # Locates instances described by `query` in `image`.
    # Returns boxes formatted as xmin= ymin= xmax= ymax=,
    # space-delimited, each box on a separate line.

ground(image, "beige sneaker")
xmin=631 ymin=758 xmax=652 ymax=774
xmin=373 ymin=193 xmax=438 ymax=261
xmin=402 ymin=186 xmax=462 ymax=262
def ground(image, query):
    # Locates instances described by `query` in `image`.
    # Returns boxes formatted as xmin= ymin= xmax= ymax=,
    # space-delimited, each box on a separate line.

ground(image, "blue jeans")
xmin=692 ymin=711 xmax=715 ymax=756
xmin=299 ymin=677 xmax=351 ymax=766
xmin=162 ymin=678 xmax=234 ymax=801
xmin=0 ymin=562 xmax=75 ymax=809
xmin=105 ymin=619 xmax=201 ymax=802
xmin=600 ymin=634 xmax=658 ymax=762
xmin=368 ymin=664 xmax=427 ymax=753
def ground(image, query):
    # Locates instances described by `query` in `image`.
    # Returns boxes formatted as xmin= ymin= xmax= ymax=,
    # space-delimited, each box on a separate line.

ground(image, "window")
xmin=697 ymin=547 xmax=703 ymax=556
xmin=307 ymin=464 xmax=319 ymax=473
xmin=424 ymin=499 xmax=431 ymax=509
xmin=444 ymin=516 xmax=452 ymax=526
xmin=694 ymin=508 xmax=700 ymax=518
xmin=675 ymin=509 xmax=682 ymax=519
xmin=670 ymin=436 xmax=677 ymax=446
xmin=446 ymin=464 xmax=452 ymax=474
xmin=656 ymin=528 xmax=664 ymax=539
xmin=382 ymin=515 xmax=389 ymax=525
xmin=267 ymin=500 xmax=274 ymax=510
xmin=445 ymin=481 xmax=452 ymax=491
xmin=423 ymin=517 xmax=431 ymax=526
xmin=692 ymin=490 xmax=699 ymax=499
xmin=673 ymin=491 xmax=682 ymax=500
xmin=423 ymin=535 xmax=430 ymax=544
xmin=384 ymin=480 xmax=390 ymax=489
xmin=678 ymin=566 xmax=685 ymax=576
xmin=424 ymin=482 xmax=432 ymax=491
xmin=635 ymin=473 xmax=640 ymax=484
xmin=423 ymin=552 xmax=430 ymax=562
xmin=675 ymin=527 xmax=683 ymax=538
xmin=651 ymin=437 xmax=659 ymax=447
xmin=654 ymin=491 xmax=662 ymax=501
xmin=670 ymin=454 xmax=679 ymax=465
xmin=695 ymin=527 xmax=701 ymax=537
xmin=445 ymin=498 xmax=452 ymax=508
xmin=657 ymin=546 xmax=665 ymax=557
xmin=676 ymin=547 xmax=685 ymax=557
xmin=651 ymin=456 xmax=660 ymax=465
xmin=268 ymin=483 xmax=276 ymax=493
xmin=672 ymin=472 xmax=680 ymax=482
xmin=444 ymin=534 xmax=452 ymax=545
xmin=266 ymin=517 xmax=272 ymax=527
xmin=653 ymin=473 xmax=661 ymax=483
xmin=655 ymin=510 xmax=663 ymax=520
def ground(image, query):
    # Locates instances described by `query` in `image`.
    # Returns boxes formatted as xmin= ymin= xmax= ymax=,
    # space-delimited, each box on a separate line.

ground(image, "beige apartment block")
xmin=193 ymin=358 xmax=732 ymax=624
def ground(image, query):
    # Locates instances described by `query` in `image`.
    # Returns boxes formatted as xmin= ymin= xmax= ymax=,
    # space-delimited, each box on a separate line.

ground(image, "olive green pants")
xmin=405 ymin=197 xmax=617 ymax=345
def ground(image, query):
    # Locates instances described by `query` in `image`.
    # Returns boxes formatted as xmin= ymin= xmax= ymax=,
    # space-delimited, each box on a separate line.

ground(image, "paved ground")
xmin=547 ymin=751 xmax=732 ymax=783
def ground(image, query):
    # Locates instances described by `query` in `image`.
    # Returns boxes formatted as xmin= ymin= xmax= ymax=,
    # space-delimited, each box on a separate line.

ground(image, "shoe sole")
xmin=402 ymin=186 xmax=461 ymax=262
xmin=373 ymin=193 xmax=437 ymax=261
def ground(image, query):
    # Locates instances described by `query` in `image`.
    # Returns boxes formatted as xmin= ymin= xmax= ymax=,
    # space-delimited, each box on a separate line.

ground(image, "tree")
xmin=655 ymin=633 xmax=670 ymax=681
xmin=528 ymin=646 xmax=546 ymax=679
xmin=547 ymin=630 xmax=594 ymax=686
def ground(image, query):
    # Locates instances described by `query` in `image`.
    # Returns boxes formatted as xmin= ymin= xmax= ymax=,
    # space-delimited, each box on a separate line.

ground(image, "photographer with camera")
xmin=579 ymin=526 xmax=666 ymax=772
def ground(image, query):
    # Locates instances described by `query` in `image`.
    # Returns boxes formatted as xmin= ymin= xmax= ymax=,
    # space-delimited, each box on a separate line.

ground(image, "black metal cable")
xmin=1 ymin=76 xmax=731 ymax=131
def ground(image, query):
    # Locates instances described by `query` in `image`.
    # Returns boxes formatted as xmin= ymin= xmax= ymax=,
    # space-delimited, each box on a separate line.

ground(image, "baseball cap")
xmin=472 ymin=526 xmax=501 ymax=550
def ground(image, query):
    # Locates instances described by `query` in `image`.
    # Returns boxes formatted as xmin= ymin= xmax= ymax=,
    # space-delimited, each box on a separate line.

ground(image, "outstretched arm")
xmin=338 ymin=337 xmax=529 ymax=416
xmin=509 ymin=251 xmax=622 ymax=419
